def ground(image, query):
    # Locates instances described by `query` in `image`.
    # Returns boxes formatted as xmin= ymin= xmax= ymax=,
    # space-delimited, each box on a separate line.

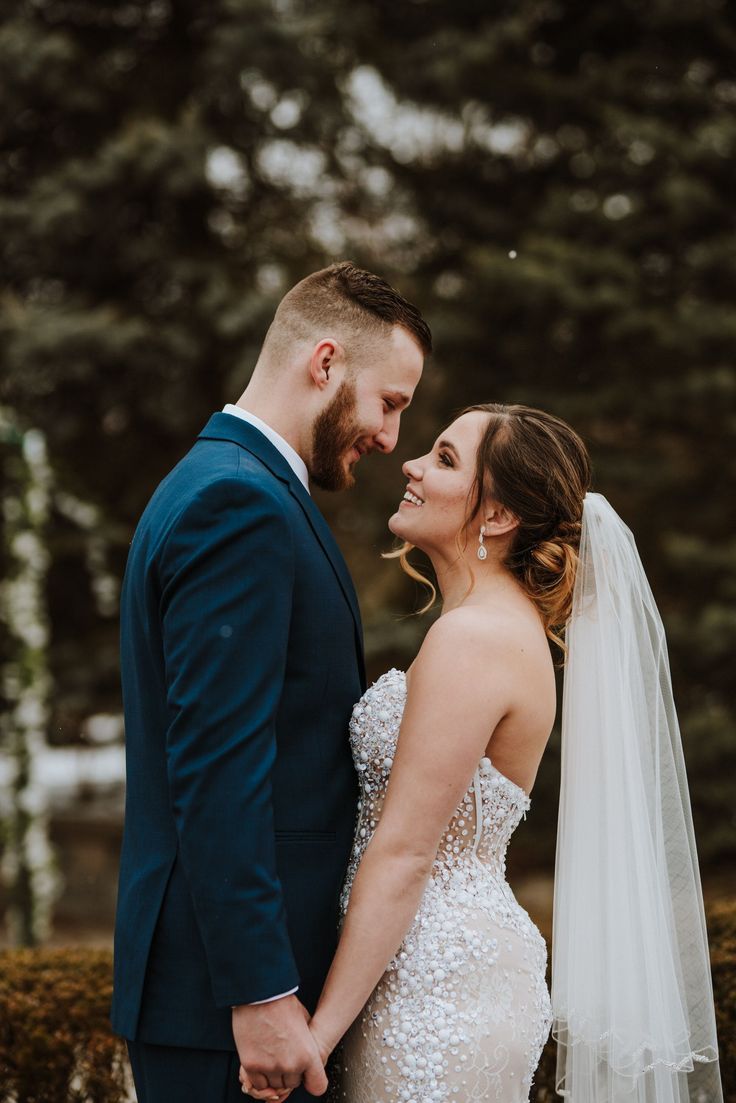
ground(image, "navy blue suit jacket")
xmin=111 ymin=414 xmax=364 ymax=1050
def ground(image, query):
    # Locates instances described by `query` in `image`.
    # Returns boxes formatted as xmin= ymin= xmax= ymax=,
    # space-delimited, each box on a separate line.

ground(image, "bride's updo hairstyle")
xmin=467 ymin=404 xmax=592 ymax=649
xmin=390 ymin=403 xmax=591 ymax=653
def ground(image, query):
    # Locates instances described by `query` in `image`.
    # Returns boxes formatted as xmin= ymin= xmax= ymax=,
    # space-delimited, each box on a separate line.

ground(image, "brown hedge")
xmin=0 ymin=899 xmax=733 ymax=1102
xmin=0 ymin=948 xmax=128 ymax=1103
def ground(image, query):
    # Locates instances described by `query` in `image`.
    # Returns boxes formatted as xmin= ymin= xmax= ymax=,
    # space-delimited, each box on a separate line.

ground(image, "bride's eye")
xmin=439 ymin=451 xmax=453 ymax=467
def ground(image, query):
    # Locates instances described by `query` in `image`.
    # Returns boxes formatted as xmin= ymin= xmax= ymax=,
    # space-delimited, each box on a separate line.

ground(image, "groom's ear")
xmin=309 ymin=338 xmax=346 ymax=390
xmin=484 ymin=500 xmax=519 ymax=537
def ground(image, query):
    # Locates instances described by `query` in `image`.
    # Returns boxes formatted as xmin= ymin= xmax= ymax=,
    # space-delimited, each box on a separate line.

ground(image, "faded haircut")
xmin=260 ymin=261 xmax=432 ymax=369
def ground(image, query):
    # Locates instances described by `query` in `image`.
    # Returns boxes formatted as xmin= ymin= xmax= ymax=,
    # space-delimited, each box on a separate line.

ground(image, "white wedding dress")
xmin=336 ymin=669 xmax=553 ymax=1103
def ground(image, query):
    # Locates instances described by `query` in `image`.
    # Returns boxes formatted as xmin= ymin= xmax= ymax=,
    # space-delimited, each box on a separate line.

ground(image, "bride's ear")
xmin=483 ymin=500 xmax=519 ymax=537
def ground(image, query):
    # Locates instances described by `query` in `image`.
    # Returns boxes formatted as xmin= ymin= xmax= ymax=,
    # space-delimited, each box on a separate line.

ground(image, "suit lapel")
xmin=198 ymin=414 xmax=366 ymax=684
xmin=284 ymin=477 xmax=366 ymax=680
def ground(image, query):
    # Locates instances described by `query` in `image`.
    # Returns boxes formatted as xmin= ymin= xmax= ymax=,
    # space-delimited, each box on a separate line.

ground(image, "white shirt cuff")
xmin=244 ymin=986 xmax=299 ymax=1006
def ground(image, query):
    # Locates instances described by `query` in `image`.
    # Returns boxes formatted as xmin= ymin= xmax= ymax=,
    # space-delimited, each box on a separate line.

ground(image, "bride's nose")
xmin=402 ymin=456 xmax=423 ymax=480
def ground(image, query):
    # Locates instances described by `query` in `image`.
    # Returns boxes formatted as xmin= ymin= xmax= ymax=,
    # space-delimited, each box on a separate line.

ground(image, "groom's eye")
xmin=383 ymin=399 xmax=396 ymax=412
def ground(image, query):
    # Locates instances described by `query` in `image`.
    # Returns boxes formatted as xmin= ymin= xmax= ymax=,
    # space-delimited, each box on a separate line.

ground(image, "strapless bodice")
xmin=341 ymin=668 xmax=531 ymax=902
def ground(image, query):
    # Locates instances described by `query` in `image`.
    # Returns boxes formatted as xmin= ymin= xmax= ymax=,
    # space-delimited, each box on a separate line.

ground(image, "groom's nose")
xmin=374 ymin=422 xmax=400 ymax=454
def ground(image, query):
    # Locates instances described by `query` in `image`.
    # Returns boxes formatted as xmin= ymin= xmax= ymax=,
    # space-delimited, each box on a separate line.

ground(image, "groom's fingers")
xmin=248 ymin=1072 xmax=270 ymax=1092
xmin=239 ymin=1079 xmax=289 ymax=1100
xmin=239 ymin=1067 xmax=293 ymax=1101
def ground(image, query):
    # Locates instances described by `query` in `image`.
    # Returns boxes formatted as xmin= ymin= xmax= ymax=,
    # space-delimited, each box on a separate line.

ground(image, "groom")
xmin=111 ymin=262 xmax=430 ymax=1102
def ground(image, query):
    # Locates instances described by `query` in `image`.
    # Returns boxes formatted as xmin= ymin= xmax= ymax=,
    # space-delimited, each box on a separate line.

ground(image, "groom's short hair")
xmin=261 ymin=261 xmax=432 ymax=366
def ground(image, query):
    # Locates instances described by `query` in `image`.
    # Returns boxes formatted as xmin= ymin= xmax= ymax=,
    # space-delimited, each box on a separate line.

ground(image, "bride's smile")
xmin=389 ymin=410 xmax=489 ymax=553
xmin=388 ymin=411 xmax=520 ymax=604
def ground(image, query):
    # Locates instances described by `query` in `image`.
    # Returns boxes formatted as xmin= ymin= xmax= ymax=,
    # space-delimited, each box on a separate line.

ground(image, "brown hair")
xmin=389 ymin=403 xmax=592 ymax=654
xmin=261 ymin=261 xmax=432 ymax=365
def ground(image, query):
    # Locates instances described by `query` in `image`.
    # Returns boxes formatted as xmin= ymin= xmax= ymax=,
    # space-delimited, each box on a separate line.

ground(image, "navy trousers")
xmin=126 ymin=1041 xmax=244 ymax=1103
xmin=126 ymin=1041 xmax=316 ymax=1103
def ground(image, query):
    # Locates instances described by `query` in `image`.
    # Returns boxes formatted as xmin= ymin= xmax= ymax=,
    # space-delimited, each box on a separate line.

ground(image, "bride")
xmin=243 ymin=403 xmax=723 ymax=1103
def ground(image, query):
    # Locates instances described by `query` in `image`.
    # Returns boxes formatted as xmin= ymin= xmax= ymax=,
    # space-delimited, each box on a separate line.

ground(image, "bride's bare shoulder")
xmin=421 ymin=603 xmax=546 ymax=661
xmin=408 ymin=603 xmax=549 ymax=700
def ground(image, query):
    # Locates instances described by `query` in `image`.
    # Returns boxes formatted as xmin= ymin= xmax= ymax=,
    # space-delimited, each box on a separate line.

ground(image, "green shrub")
xmin=0 ymin=948 xmax=127 ymax=1103
xmin=707 ymin=897 xmax=736 ymax=1099
xmin=0 ymin=900 xmax=733 ymax=1102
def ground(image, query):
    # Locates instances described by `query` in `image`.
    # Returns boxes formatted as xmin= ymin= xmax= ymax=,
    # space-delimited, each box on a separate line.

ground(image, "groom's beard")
xmin=310 ymin=377 xmax=362 ymax=492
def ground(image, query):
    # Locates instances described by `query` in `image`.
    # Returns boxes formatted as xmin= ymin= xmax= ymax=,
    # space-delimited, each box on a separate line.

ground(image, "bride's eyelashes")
xmin=438 ymin=450 xmax=454 ymax=467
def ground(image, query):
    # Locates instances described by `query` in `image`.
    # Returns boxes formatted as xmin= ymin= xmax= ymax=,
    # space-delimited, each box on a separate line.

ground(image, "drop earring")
xmin=477 ymin=525 xmax=487 ymax=561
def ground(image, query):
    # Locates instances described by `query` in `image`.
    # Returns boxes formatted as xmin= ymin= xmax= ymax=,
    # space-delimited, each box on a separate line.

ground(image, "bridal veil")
xmin=551 ymin=492 xmax=723 ymax=1102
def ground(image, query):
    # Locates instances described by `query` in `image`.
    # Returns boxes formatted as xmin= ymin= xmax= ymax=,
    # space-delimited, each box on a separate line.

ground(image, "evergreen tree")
xmin=0 ymin=0 xmax=359 ymax=736
xmin=336 ymin=0 xmax=736 ymax=867
xmin=1 ymin=0 xmax=733 ymax=880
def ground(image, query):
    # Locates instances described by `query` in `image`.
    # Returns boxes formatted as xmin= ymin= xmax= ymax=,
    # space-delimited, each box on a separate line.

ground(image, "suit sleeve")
xmin=158 ymin=475 xmax=300 ymax=1007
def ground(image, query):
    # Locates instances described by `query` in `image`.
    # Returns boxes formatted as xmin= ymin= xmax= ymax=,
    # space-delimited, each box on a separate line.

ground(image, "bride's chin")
xmin=389 ymin=513 xmax=425 ymax=549
xmin=388 ymin=511 xmax=406 ymax=538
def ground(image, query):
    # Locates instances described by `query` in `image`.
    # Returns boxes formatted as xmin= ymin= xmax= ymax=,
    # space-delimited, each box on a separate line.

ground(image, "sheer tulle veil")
xmin=551 ymin=492 xmax=723 ymax=1102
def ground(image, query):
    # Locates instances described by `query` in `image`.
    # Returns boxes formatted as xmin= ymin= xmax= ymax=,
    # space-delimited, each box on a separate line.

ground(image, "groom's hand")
xmin=232 ymin=996 xmax=328 ymax=1098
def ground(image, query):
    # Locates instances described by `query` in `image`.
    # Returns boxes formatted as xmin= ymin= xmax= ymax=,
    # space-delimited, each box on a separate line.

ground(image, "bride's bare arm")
xmin=308 ymin=607 xmax=523 ymax=1058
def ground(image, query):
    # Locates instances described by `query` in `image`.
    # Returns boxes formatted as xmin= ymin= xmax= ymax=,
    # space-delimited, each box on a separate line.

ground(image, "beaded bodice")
xmin=336 ymin=668 xmax=552 ymax=1103
xmin=340 ymin=668 xmax=531 ymax=911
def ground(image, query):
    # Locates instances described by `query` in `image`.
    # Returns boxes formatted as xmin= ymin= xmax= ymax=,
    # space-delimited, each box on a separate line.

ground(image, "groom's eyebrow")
xmin=389 ymin=391 xmax=412 ymax=407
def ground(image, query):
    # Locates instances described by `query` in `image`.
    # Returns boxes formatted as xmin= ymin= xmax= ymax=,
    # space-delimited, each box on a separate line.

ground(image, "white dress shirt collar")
xmin=222 ymin=404 xmax=310 ymax=494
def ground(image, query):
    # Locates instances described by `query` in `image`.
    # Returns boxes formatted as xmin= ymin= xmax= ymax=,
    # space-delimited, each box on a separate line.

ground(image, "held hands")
xmin=232 ymin=996 xmax=326 ymax=1099
xmin=237 ymin=1005 xmax=334 ymax=1100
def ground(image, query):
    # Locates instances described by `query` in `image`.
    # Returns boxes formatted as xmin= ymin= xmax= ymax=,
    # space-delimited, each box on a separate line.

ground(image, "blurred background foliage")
xmin=1 ymin=0 xmax=734 ymax=939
